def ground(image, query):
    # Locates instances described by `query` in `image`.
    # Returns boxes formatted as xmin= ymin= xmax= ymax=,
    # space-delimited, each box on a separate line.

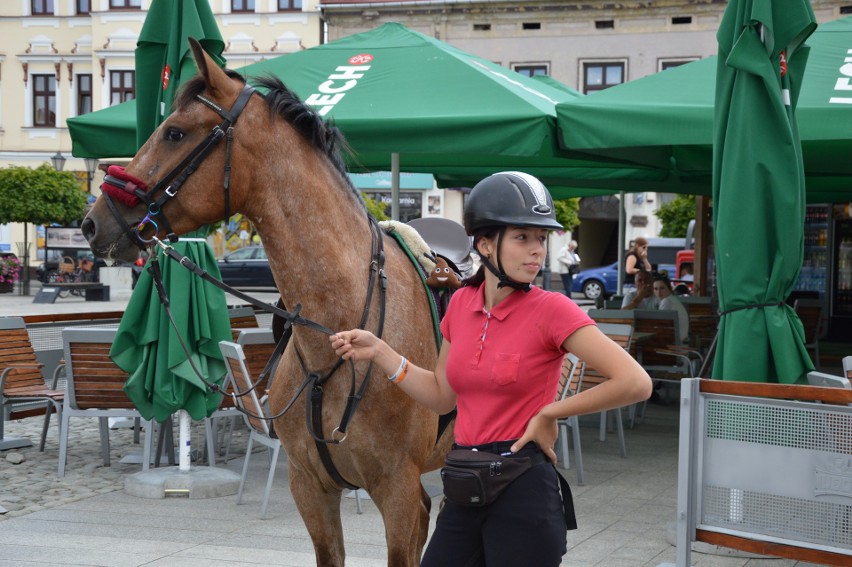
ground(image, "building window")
xmin=110 ymin=70 xmax=135 ymax=104
xmin=278 ymin=0 xmax=302 ymax=10
xmin=109 ymin=0 xmax=141 ymax=8
xmin=77 ymin=74 xmax=93 ymax=115
xmin=513 ymin=64 xmax=548 ymax=77
xmin=473 ymin=24 xmax=491 ymax=31
xmin=582 ymin=61 xmax=624 ymax=94
xmin=232 ymin=0 xmax=255 ymax=12
xmin=659 ymin=58 xmax=698 ymax=71
xmin=33 ymin=74 xmax=57 ymax=127
xmin=31 ymin=0 xmax=55 ymax=15
xmin=76 ymin=0 xmax=90 ymax=15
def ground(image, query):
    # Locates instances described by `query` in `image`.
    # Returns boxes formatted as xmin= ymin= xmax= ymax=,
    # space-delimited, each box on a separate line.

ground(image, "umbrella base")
xmin=124 ymin=465 xmax=240 ymax=499
xmin=0 ymin=437 xmax=33 ymax=451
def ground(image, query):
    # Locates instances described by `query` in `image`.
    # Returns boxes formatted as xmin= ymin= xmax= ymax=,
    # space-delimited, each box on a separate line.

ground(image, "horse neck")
xmin=242 ymin=154 xmax=376 ymax=358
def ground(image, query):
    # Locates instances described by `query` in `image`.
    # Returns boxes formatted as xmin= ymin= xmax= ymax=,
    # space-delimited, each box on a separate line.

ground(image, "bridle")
xmin=97 ymin=82 xmax=390 ymax=490
xmin=100 ymin=85 xmax=255 ymax=247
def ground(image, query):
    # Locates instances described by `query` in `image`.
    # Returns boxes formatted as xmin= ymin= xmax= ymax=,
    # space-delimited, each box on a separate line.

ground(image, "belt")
xmin=453 ymin=439 xmax=546 ymax=464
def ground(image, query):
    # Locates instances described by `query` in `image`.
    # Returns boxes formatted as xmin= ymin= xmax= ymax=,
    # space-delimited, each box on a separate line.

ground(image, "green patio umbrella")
xmin=67 ymin=99 xmax=138 ymax=159
xmin=135 ymin=0 xmax=225 ymax=147
xmin=711 ymin=0 xmax=816 ymax=383
xmin=556 ymin=15 xmax=852 ymax=203
xmin=111 ymin=230 xmax=231 ymax=422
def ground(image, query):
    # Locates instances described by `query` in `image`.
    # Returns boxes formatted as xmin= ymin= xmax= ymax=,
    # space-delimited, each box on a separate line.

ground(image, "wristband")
xmin=387 ymin=356 xmax=407 ymax=383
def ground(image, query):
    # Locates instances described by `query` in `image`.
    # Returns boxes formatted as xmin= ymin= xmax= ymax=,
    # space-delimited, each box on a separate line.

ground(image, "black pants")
xmin=422 ymin=459 xmax=568 ymax=567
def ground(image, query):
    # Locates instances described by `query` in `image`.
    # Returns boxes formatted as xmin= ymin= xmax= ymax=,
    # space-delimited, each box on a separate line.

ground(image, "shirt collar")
xmin=464 ymin=282 xmax=531 ymax=321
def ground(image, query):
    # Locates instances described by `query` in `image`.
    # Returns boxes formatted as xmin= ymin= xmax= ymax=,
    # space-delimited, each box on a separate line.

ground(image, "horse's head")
xmin=82 ymin=39 xmax=258 ymax=263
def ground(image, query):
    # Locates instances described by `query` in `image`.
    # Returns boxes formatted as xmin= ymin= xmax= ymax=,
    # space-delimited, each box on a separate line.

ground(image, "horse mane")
xmin=176 ymin=71 xmax=364 ymax=208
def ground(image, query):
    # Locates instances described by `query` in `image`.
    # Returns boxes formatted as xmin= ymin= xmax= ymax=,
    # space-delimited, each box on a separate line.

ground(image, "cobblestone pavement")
xmin=0 ymin=415 xmax=250 ymax=519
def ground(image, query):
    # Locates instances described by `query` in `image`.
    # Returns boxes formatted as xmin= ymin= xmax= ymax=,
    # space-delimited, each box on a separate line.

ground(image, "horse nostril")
xmin=81 ymin=217 xmax=96 ymax=240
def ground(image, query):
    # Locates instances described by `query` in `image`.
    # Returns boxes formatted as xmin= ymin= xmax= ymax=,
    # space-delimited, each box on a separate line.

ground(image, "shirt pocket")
xmin=491 ymin=352 xmax=521 ymax=386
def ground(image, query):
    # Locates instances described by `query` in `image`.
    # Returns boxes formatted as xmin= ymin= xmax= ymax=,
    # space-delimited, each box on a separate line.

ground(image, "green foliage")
xmin=0 ymin=164 xmax=88 ymax=225
xmin=555 ymin=198 xmax=581 ymax=233
xmin=655 ymin=194 xmax=696 ymax=238
xmin=362 ymin=192 xmax=389 ymax=221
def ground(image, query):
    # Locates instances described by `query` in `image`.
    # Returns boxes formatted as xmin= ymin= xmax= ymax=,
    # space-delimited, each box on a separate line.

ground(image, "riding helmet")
xmin=463 ymin=171 xmax=563 ymax=235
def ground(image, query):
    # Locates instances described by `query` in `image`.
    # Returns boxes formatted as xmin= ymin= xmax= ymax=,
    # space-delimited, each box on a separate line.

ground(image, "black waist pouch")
xmin=441 ymin=448 xmax=532 ymax=507
xmin=441 ymin=445 xmax=577 ymax=530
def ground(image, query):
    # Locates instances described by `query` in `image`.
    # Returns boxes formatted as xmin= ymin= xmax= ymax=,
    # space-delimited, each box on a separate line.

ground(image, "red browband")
xmin=101 ymin=165 xmax=148 ymax=208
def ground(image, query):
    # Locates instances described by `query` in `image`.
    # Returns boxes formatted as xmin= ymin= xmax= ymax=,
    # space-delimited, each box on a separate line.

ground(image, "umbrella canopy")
xmin=110 ymin=231 xmax=232 ymax=421
xmin=556 ymin=15 xmax=852 ymax=203
xmin=711 ymin=0 xmax=816 ymax=383
xmin=68 ymin=99 xmax=138 ymax=159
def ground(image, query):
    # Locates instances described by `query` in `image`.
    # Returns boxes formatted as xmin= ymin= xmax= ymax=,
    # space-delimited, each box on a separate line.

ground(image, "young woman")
xmin=652 ymin=273 xmax=689 ymax=342
xmin=624 ymin=237 xmax=652 ymax=290
xmin=331 ymin=172 xmax=652 ymax=567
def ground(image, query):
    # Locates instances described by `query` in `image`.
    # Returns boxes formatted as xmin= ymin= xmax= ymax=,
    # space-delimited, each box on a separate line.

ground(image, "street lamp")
xmin=50 ymin=152 xmax=66 ymax=172
xmin=84 ymin=158 xmax=99 ymax=193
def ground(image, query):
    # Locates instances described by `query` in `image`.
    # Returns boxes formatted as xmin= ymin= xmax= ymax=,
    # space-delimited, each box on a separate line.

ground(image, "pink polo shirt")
xmin=440 ymin=283 xmax=594 ymax=446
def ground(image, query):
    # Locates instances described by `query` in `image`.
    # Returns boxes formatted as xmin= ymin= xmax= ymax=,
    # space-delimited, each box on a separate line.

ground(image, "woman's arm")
xmin=511 ymin=325 xmax=652 ymax=460
xmin=330 ymin=331 xmax=457 ymax=414
xmin=625 ymin=253 xmax=639 ymax=274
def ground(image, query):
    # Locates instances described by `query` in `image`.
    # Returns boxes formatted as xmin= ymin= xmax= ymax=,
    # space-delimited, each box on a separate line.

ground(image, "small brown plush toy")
xmin=426 ymin=254 xmax=461 ymax=289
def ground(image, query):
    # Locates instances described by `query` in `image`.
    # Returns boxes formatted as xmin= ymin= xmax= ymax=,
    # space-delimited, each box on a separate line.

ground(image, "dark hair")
xmin=461 ymin=226 xmax=501 ymax=288
xmin=652 ymin=272 xmax=673 ymax=290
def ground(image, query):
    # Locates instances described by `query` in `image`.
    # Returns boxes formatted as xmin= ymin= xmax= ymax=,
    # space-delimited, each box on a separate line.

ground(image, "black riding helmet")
xmin=464 ymin=172 xmax=563 ymax=291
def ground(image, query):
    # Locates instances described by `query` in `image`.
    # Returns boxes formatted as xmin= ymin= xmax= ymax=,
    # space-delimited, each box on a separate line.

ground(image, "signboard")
xmin=45 ymin=227 xmax=89 ymax=250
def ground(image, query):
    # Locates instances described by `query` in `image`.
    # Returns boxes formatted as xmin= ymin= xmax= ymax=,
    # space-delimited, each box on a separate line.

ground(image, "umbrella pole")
xmin=391 ymin=152 xmax=400 ymax=221
xmin=179 ymin=409 xmax=191 ymax=472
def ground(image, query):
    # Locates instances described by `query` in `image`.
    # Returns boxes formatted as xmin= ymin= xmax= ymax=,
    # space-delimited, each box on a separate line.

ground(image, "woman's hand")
xmin=330 ymin=330 xmax=381 ymax=362
xmin=511 ymin=412 xmax=558 ymax=464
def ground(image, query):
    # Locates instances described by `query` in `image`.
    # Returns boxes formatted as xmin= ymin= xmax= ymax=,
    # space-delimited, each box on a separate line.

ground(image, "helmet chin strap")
xmin=480 ymin=228 xmax=532 ymax=292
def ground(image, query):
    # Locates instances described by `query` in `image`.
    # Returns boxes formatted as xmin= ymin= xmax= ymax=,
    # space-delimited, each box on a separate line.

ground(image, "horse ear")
xmin=188 ymin=37 xmax=235 ymax=99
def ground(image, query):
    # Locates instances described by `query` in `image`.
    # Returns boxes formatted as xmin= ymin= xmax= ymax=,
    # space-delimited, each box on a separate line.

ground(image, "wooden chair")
xmin=575 ymin=323 xmax=631 ymax=457
xmin=205 ymin=328 xmax=275 ymax=465
xmin=228 ymin=305 xmax=259 ymax=340
xmin=219 ymin=339 xmax=281 ymax=519
xmin=633 ymin=309 xmax=703 ymax=380
xmin=556 ymin=353 xmax=584 ymax=484
xmin=793 ymin=299 xmax=825 ymax=369
xmin=0 ymin=317 xmax=64 ymax=451
xmin=58 ymin=328 xmax=154 ymax=477
xmin=680 ymin=296 xmax=717 ymax=353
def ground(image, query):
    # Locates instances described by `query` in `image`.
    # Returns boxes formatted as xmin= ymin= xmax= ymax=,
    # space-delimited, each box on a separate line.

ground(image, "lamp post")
xmin=84 ymin=158 xmax=99 ymax=194
xmin=50 ymin=152 xmax=66 ymax=172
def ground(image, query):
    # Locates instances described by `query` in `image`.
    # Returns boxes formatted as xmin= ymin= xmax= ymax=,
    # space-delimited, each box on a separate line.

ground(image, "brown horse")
xmin=81 ymin=39 xmax=452 ymax=566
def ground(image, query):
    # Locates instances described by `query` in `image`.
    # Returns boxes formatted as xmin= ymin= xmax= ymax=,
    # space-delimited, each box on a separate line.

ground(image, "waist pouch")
xmin=440 ymin=443 xmax=577 ymax=530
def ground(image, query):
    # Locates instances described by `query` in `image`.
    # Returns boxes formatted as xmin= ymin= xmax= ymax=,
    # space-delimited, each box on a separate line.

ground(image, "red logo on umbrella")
xmin=348 ymin=54 xmax=374 ymax=65
xmin=779 ymin=50 xmax=787 ymax=77
xmin=162 ymin=65 xmax=171 ymax=90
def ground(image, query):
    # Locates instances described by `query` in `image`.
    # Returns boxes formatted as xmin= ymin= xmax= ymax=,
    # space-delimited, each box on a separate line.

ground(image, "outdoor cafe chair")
xmin=58 ymin=327 xmax=154 ymax=477
xmin=205 ymin=327 xmax=275 ymax=466
xmin=0 ymin=317 xmax=64 ymax=451
xmin=219 ymin=339 xmax=282 ymax=519
xmin=556 ymin=352 xmax=584 ymax=485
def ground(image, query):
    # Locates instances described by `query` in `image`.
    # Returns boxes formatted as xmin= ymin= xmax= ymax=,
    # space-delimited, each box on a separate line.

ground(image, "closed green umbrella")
xmin=110 ymin=230 xmax=231 ymax=422
xmin=68 ymin=99 xmax=138 ymax=159
xmin=711 ymin=0 xmax=816 ymax=383
xmin=135 ymin=0 xmax=225 ymax=147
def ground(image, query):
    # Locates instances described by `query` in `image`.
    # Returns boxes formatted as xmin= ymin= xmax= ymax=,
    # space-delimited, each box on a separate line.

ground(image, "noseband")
xmin=100 ymin=85 xmax=256 ymax=248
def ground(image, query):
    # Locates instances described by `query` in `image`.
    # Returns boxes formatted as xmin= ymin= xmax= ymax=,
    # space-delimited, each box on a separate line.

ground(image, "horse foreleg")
xmin=370 ymin=467 xmax=431 ymax=567
xmin=289 ymin=466 xmax=345 ymax=567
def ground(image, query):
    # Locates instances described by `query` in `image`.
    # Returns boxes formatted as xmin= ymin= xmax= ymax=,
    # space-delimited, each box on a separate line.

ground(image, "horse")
xmin=81 ymin=39 xmax=453 ymax=567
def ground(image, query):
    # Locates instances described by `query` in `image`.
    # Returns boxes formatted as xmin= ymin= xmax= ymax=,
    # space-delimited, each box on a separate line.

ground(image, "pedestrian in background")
xmin=556 ymin=239 xmax=581 ymax=297
xmin=624 ymin=237 xmax=652 ymax=291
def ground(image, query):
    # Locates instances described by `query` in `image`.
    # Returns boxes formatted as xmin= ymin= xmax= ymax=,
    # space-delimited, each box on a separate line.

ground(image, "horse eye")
xmin=165 ymin=128 xmax=185 ymax=142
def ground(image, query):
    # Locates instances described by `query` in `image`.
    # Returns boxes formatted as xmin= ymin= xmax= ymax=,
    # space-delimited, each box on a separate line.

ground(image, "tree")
xmin=362 ymin=192 xmax=389 ymax=221
xmin=655 ymin=194 xmax=696 ymax=238
xmin=555 ymin=198 xmax=581 ymax=233
xmin=0 ymin=164 xmax=88 ymax=225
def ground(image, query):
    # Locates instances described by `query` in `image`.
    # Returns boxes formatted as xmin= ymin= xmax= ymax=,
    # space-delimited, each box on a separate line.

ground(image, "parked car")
xmin=572 ymin=262 xmax=619 ymax=300
xmin=217 ymin=245 xmax=277 ymax=291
